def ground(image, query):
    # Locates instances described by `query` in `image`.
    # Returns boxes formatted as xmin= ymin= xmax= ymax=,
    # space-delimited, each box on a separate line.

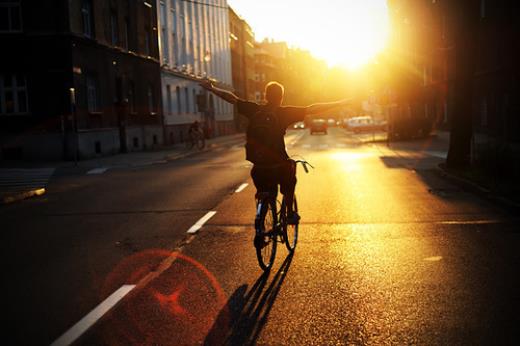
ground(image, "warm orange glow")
xmin=228 ymin=0 xmax=390 ymax=69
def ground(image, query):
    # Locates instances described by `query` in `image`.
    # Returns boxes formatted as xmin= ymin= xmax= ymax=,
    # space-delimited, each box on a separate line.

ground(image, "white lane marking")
xmin=51 ymin=285 xmax=135 ymax=346
xmin=319 ymin=144 xmax=329 ymax=149
xmin=424 ymin=256 xmax=443 ymax=262
xmin=87 ymin=167 xmax=108 ymax=175
xmin=302 ymin=144 xmax=311 ymax=149
xmin=235 ymin=183 xmax=249 ymax=193
xmin=186 ymin=211 xmax=217 ymax=234
xmin=337 ymin=143 xmax=347 ymax=148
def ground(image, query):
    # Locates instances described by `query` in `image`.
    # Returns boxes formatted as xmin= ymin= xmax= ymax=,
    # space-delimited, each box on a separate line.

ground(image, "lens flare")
xmin=100 ymin=250 xmax=229 ymax=345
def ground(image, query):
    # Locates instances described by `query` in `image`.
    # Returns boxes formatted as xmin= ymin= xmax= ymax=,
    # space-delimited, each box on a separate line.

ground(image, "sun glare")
xmin=228 ymin=0 xmax=390 ymax=69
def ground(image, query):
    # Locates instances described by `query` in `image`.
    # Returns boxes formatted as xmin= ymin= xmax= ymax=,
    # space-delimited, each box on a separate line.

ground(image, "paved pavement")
xmin=0 ymin=133 xmax=246 ymax=204
xmin=3 ymin=128 xmax=519 ymax=345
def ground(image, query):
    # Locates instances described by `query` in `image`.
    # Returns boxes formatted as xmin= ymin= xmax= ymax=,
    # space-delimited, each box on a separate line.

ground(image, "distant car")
xmin=310 ymin=119 xmax=327 ymax=135
xmin=327 ymin=118 xmax=336 ymax=127
xmin=293 ymin=121 xmax=305 ymax=130
xmin=346 ymin=116 xmax=381 ymax=133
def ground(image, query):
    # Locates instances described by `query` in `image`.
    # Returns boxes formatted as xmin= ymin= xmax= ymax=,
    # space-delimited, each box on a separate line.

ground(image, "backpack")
xmin=245 ymin=107 xmax=281 ymax=165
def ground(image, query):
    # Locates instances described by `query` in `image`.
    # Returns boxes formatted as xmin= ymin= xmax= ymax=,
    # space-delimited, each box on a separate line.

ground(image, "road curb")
xmin=435 ymin=164 xmax=520 ymax=214
xmin=1 ymin=188 xmax=46 ymax=205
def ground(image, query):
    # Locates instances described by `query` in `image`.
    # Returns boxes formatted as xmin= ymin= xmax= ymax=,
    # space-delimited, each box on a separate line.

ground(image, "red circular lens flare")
xmin=100 ymin=250 xmax=229 ymax=345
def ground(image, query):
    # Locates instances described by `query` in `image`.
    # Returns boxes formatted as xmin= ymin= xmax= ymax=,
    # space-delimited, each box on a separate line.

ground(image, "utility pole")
xmin=69 ymin=88 xmax=79 ymax=165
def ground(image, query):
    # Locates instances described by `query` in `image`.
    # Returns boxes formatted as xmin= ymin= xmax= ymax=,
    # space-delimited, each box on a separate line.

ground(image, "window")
xmin=166 ymin=85 xmax=172 ymax=115
xmin=128 ymin=81 xmax=136 ymax=113
xmin=0 ymin=74 xmax=28 ymax=114
xmin=176 ymin=86 xmax=181 ymax=113
xmin=147 ymin=85 xmax=155 ymax=114
xmin=110 ymin=10 xmax=119 ymax=46
xmin=160 ymin=1 xmax=168 ymax=63
xmin=172 ymin=33 xmax=177 ymax=66
xmin=144 ymin=28 xmax=151 ymax=56
xmin=185 ymin=87 xmax=189 ymax=113
xmin=480 ymin=0 xmax=486 ymax=19
xmin=192 ymin=89 xmax=197 ymax=113
xmin=86 ymin=74 xmax=99 ymax=112
xmin=0 ymin=0 xmax=22 ymax=32
xmin=123 ymin=18 xmax=130 ymax=50
xmin=171 ymin=4 xmax=178 ymax=65
xmin=81 ymin=0 xmax=94 ymax=38
xmin=162 ymin=26 xmax=169 ymax=63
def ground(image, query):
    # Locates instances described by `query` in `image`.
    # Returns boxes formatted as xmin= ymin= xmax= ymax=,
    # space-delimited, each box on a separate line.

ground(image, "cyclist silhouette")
xmin=200 ymin=80 xmax=348 ymax=224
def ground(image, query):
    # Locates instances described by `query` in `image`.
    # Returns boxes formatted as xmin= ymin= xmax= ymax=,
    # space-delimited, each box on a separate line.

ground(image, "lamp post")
xmin=69 ymin=87 xmax=78 ymax=165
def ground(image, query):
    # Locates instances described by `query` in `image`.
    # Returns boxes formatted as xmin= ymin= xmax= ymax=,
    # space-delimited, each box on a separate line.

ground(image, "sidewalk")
xmin=66 ymin=133 xmax=245 ymax=171
xmin=375 ymin=131 xmax=520 ymax=212
xmin=436 ymin=162 xmax=520 ymax=213
xmin=1 ymin=133 xmax=246 ymax=204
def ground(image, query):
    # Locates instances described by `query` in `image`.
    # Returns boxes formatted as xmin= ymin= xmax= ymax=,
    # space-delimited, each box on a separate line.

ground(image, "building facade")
xmin=0 ymin=0 xmax=163 ymax=160
xmin=254 ymin=40 xmax=288 ymax=102
xmin=157 ymin=0 xmax=233 ymax=144
xmin=228 ymin=6 xmax=255 ymax=130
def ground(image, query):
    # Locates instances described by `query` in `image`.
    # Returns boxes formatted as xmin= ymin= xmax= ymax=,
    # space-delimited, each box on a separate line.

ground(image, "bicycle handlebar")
xmin=294 ymin=159 xmax=314 ymax=174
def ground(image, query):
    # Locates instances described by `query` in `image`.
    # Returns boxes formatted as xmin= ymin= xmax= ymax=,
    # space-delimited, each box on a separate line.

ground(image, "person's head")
xmin=264 ymin=81 xmax=284 ymax=106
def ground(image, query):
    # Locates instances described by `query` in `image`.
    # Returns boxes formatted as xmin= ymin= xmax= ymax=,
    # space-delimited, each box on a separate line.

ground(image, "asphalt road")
xmin=3 ymin=128 xmax=519 ymax=345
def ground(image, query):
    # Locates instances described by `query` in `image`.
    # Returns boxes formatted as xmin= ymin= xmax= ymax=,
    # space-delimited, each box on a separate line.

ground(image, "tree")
xmin=446 ymin=0 xmax=479 ymax=168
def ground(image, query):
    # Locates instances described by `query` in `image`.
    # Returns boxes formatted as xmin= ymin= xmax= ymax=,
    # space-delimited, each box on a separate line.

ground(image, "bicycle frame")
xmin=253 ymin=158 xmax=313 ymax=270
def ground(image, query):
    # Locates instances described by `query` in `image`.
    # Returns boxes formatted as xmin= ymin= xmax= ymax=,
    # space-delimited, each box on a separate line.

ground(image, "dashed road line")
xmin=186 ymin=211 xmax=217 ymax=234
xmin=235 ymin=183 xmax=249 ymax=193
xmin=86 ymin=167 xmax=108 ymax=175
xmin=51 ymin=285 xmax=136 ymax=346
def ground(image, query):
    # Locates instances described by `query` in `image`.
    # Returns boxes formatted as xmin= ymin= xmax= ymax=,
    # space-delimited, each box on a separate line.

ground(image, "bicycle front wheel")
xmin=255 ymin=199 xmax=277 ymax=271
xmin=186 ymin=137 xmax=194 ymax=149
xmin=282 ymin=196 xmax=299 ymax=252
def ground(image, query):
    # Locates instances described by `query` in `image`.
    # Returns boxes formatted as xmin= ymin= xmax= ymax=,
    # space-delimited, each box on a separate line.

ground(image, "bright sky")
xmin=227 ymin=0 xmax=390 ymax=69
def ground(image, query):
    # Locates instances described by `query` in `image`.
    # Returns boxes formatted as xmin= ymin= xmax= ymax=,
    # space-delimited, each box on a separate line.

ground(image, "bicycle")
xmin=186 ymin=129 xmax=206 ymax=150
xmin=254 ymin=159 xmax=313 ymax=271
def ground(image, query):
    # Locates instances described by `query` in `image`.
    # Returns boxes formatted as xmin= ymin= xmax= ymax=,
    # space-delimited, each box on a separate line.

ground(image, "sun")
xmin=228 ymin=0 xmax=391 ymax=70
xmin=292 ymin=1 xmax=391 ymax=69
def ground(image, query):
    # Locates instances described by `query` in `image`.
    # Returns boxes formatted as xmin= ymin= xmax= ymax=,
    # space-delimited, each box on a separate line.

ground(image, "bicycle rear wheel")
xmin=282 ymin=196 xmax=299 ymax=252
xmin=196 ymin=136 xmax=205 ymax=150
xmin=255 ymin=198 xmax=277 ymax=271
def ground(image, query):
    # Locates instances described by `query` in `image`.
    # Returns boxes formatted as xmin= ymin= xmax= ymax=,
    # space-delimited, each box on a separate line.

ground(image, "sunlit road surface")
xmin=3 ymin=128 xmax=519 ymax=345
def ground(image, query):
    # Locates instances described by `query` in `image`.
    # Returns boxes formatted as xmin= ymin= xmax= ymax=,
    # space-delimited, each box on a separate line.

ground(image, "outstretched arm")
xmin=200 ymin=80 xmax=241 ymax=105
xmin=305 ymin=99 xmax=350 ymax=116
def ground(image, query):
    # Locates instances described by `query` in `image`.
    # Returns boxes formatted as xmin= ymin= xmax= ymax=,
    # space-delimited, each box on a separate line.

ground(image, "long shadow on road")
xmin=204 ymin=253 xmax=294 ymax=346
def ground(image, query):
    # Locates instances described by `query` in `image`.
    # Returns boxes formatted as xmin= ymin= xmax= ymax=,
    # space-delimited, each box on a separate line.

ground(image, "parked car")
xmin=346 ymin=116 xmax=382 ymax=133
xmin=310 ymin=119 xmax=327 ymax=135
xmin=293 ymin=121 xmax=305 ymax=129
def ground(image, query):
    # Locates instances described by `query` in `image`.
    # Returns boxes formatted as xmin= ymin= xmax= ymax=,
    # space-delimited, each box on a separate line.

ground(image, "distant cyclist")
xmin=188 ymin=120 xmax=201 ymax=137
xmin=200 ymin=80 xmax=348 ymax=224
